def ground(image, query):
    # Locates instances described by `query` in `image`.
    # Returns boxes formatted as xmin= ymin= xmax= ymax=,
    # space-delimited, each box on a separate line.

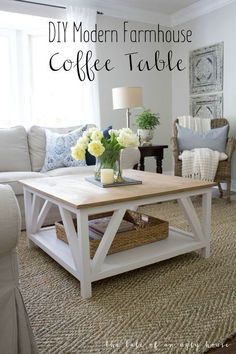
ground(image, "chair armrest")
xmin=120 ymin=148 xmax=141 ymax=169
xmin=170 ymin=137 xmax=179 ymax=161
xmin=225 ymin=137 xmax=236 ymax=161
xmin=0 ymin=185 xmax=21 ymax=254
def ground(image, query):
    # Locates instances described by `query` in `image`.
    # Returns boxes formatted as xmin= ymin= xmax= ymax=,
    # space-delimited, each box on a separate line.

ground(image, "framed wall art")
xmin=190 ymin=93 xmax=223 ymax=118
xmin=189 ymin=42 xmax=224 ymax=95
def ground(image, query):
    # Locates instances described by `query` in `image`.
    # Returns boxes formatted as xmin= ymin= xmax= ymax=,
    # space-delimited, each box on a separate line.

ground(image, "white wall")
xmin=97 ymin=16 xmax=172 ymax=172
xmin=172 ymin=2 xmax=236 ymax=182
xmin=2 ymin=1 xmax=235 ymax=179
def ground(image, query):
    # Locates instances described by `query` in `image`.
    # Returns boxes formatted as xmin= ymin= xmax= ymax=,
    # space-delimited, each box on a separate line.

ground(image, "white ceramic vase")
xmin=138 ymin=129 xmax=154 ymax=146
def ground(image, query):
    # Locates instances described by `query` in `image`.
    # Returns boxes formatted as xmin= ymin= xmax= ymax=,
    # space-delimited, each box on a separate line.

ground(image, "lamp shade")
xmin=112 ymin=87 xmax=143 ymax=110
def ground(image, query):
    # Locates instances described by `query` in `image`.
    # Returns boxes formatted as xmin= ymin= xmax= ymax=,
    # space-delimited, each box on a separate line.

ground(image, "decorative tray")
xmin=85 ymin=176 xmax=142 ymax=188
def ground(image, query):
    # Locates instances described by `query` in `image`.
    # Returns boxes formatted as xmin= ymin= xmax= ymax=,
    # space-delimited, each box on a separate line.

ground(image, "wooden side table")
xmin=135 ymin=145 xmax=168 ymax=173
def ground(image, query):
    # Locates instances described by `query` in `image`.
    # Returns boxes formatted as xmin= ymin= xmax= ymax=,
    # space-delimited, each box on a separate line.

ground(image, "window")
xmin=30 ymin=35 xmax=65 ymax=126
xmin=0 ymin=30 xmax=18 ymax=127
xmin=0 ymin=11 xmax=100 ymax=128
xmin=30 ymin=35 xmax=86 ymax=127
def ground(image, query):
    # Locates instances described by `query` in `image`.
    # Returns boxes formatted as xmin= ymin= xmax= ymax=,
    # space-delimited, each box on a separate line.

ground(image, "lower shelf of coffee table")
xmin=28 ymin=226 xmax=204 ymax=282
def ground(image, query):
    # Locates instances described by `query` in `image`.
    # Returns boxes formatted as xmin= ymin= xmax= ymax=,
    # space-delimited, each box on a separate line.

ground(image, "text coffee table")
xmin=21 ymin=170 xmax=215 ymax=299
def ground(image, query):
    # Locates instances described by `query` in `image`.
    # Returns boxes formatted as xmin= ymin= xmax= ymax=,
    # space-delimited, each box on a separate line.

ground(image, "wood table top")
xmin=20 ymin=170 xmax=216 ymax=209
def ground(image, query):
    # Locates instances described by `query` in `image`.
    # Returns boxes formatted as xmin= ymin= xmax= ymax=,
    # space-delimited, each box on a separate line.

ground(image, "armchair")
xmin=171 ymin=118 xmax=236 ymax=202
xmin=0 ymin=185 xmax=37 ymax=353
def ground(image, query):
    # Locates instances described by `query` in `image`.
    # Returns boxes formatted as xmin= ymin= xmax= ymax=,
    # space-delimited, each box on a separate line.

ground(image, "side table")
xmin=135 ymin=145 xmax=168 ymax=173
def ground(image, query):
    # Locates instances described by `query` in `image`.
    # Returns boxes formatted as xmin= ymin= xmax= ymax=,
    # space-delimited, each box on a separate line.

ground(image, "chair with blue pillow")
xmin=171 ymin=118 xmax=236 ymax=202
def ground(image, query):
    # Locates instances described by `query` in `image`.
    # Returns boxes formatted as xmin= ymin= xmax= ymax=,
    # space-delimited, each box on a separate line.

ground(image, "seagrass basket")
xmin=55 ymin=210 xmax=168 ymax=259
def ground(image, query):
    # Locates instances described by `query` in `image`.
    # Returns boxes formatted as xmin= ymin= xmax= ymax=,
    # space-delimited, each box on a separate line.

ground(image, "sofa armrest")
xmin=120 ymin=148 xmax=141 ymax=169
xmin=0 ymin=185 xmax=21 ymax=254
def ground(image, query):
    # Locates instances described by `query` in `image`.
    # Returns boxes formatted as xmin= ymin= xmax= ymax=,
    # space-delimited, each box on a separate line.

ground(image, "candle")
xmin=101 ymin=169 xmax=114 ymax=184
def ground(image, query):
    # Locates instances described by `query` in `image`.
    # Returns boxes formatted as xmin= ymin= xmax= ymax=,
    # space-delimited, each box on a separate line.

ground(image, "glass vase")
xmin=94 ymin=150 xmax=124 ymax=183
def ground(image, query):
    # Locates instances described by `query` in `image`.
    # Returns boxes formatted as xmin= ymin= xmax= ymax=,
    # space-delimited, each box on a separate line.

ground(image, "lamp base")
xmin=126 ymin=108 xmax=131 ymax=128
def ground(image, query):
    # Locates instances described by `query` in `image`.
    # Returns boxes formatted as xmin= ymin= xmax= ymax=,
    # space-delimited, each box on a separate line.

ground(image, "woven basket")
xmin=55 ymin=210 xmax=168 ymax=259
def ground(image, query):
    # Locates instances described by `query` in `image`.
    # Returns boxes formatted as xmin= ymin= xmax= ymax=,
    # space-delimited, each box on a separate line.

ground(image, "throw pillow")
xmin=41 ymin=126 xmax=87 ymax=172
xmin=28 ymin=124 xmax=84 ymax=172
xmin=176 ymin=124 xmax=228 ymax=153
xmin=0 ymin=126 xmax=32 ymax=172
xmin=103 ymin=125 xmax=112 ymax=139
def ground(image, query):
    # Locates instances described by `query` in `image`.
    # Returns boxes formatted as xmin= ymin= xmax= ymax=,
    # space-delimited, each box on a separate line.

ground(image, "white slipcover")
xmin=0 ymin=185 xmax=37 ymax=354
xmin=0 ymin=171 xmax=46 ymax=196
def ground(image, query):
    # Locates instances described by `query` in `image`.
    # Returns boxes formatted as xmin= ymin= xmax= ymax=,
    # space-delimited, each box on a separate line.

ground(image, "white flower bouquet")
xmin=71 ymin=127 xmax=139 ymax=181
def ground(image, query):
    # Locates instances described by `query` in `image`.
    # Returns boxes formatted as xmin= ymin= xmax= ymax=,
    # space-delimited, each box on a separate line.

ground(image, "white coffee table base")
xmin=23 ymin=187 xmax=212 ymax=299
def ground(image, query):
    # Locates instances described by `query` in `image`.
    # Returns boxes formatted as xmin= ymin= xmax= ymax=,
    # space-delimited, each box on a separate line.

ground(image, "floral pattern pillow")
xmin=41 ymin=126 xmax=87 ymax=172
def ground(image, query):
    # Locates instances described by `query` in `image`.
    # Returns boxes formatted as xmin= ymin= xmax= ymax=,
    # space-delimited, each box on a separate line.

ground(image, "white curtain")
xmin=0 ymin=10 xmax=101 ymax=128
xmin=67 ymin=7 xmax=101 ymax=128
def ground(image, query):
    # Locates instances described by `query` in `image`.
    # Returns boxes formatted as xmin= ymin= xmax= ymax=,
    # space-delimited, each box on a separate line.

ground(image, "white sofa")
xmin=0 ymin=185 xmax=37 ymax=353
xmin=0 ymin=125 xmax=140 ymax=229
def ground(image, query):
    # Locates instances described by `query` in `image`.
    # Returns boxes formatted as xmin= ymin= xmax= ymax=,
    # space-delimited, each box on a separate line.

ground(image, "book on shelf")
xmin=88 ymin=216 xmax=135 ymax=240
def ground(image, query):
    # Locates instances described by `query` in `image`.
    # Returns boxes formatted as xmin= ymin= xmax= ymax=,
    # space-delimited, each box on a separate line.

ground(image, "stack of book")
xmin=89 ymin=216 xmax=135 ymax=240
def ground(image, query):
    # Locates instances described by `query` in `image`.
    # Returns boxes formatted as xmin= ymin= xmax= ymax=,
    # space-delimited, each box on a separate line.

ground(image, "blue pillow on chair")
xmin=176 ymin=124 xmax=228 ymax=153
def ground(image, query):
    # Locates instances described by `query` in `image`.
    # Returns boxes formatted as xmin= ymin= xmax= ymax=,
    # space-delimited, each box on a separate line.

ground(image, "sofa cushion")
xmin=0 ymin=171 xmax=45 ymax=196
xmin=28 ymin=124 xmax=96 ymax=172
xmin=176 ymin=124 xmax=228 ymax=153
xmin=0 ymin=126 xmax=31 ymax=172
xmin=45 ymin=165 xmax=94 ymax=177
xmin=41 ymin=127 xmax=87 ymax=172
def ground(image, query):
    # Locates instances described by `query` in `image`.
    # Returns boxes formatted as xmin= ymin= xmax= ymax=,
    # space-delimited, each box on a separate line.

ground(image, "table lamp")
xmin=112 ymin=87 xmax=143 ymax=128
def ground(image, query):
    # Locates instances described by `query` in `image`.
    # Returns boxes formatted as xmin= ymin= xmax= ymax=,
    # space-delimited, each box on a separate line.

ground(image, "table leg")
xmin=31 ymin=195 xmax=42 ymax=234
xmin=177 ymin=194 xmax=211 ymax=258
xmin=60 ymin=207 xmax=92 ymax=298
xmin=76 ymin=210 xmax=92 ymax=299
xmin=139 ymin=157 xmax=145 ymax=171
xmin=200 ymin=191 xmax=212 ymax=258
xmin=23 ymin=188 xmax=34 ymax=248
xmin=155 ymin=157 xmax=163 ymax=173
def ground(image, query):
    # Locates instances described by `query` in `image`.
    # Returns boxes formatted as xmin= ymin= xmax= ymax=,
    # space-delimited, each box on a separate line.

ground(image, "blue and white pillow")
xmin=41 ymin=126 xmax=87 ymax=172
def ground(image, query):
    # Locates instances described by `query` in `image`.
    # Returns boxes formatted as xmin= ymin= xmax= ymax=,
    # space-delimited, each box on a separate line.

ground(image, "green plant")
xmin=136 ymin=109 xmax=160 ymax=130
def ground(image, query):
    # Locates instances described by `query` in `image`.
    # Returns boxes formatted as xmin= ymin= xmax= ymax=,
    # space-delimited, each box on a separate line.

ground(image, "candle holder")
xmin=100 ymin=168 xmax=114 ymax=184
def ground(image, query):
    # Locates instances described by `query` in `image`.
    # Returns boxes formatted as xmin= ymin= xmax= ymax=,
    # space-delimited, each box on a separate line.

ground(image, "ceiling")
xmin=98 ymin=0 xmax=201 ymax=15
xmin=9 ymin=0 xmax=236 ymax=26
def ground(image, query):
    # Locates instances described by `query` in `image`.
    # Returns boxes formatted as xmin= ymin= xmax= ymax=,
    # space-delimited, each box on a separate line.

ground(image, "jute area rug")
xmin=18 ymin=198 xmax=236 ymax=354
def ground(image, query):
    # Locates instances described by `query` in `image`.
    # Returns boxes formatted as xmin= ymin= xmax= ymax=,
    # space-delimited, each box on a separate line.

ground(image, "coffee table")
xmin=21 ymin=170 xmax=215 ymax=299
